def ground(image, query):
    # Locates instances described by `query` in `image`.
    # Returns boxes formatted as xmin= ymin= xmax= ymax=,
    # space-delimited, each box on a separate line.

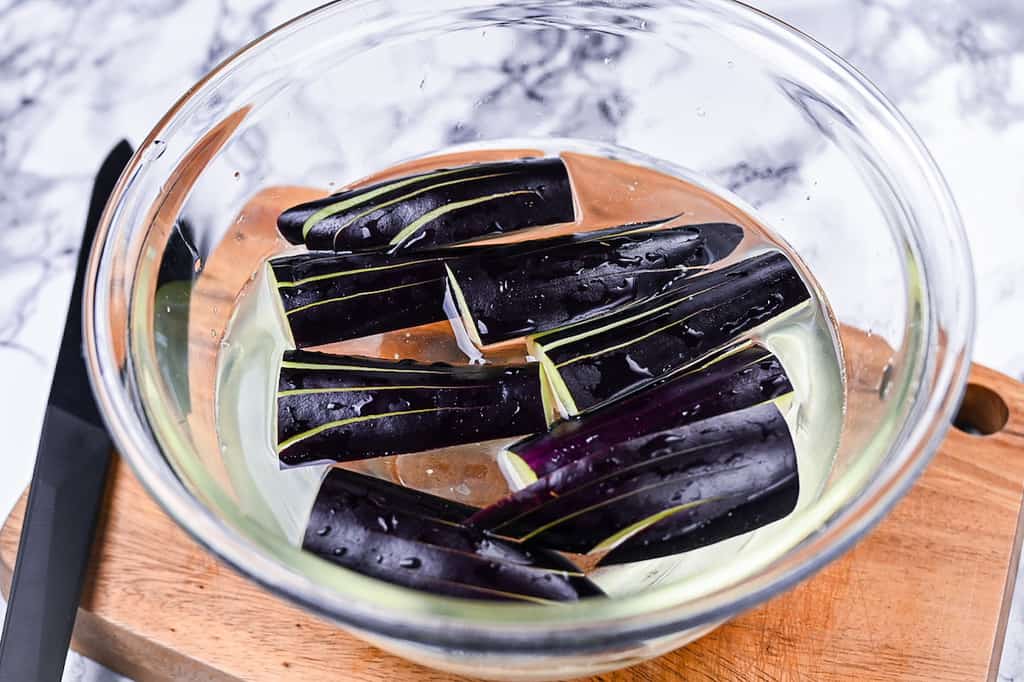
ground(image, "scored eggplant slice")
xmin=469 ymin=402 xmax=798 ymax=560
xmin=445 ymin=222 xmax=744 ymax=347
xmin=504 ymin=343 xmax=793 ymax=485
xmin=529 ymin=251 xmax=810 ymax=415
xmin=598 ymin=476 xmax=799 ymax=566
xmin=277 ymin=157 xmax=575 ymax=252
xmin=269 ymin=251 xmax=450 ymax=348
xmin=277 ymin=351 xmax=547 ymax=467
xmin=303 ymin=468 xmax=603 ymax=602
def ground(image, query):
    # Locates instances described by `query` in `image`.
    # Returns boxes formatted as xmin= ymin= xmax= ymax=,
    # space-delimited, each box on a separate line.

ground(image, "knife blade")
xmin=0 ymin=140 xmax=134 ymax=681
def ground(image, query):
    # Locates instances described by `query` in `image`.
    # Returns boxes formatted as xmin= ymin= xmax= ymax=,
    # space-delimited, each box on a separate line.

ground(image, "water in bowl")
xmin=214 ymin=140 xmax=844 ymax=597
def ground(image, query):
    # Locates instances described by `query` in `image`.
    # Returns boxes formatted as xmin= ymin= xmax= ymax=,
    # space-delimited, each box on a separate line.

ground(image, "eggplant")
xmin=304 ymin=468 xmax=603 ymax=602
xmin=270 ymin=252 xmax=450 ymax=348
xmin=277 ymin=158 xmax=575 ymax=252
xmin=469 ymin=402 xmax=798 ymax=560
xmin=598 ymin=476 xmax=799 ymax=566
xmin=529 ymin=251 xmax=810 ymax=415
xmin=505 ymin=343 xmax=793 ymax=484
xmin=277 ymin=351 xmax=547 ymax=467
xmin=445 ymin=222 xmax=744 ymax=346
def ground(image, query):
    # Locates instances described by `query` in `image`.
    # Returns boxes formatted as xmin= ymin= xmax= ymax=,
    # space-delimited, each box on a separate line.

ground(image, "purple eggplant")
xmin=269 ymin=251 xmax=449 ymax=348
xmin=277 ymin=351 xmax=547 ymax=467
xmin=277 ymin=158 xmax=575 ymax=252
xmin=506 ymin=344 xmax=792 ymax=483
xmin=598 ymin=476 xmax=799 ymax=566
xmin=445 ymin=222 xmax=744 ymax=346
xmin=529 ymin=251 xmax=810 ymax=415
xmin=469 ymin=402 xmax=798 ymax=560
xmin=304 ymin=468 xmax=603 ymax=602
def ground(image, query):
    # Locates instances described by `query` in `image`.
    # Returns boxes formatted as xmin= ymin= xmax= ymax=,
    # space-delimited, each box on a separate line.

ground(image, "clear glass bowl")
xmin=83 ymin=1 xmax=974 ymax=679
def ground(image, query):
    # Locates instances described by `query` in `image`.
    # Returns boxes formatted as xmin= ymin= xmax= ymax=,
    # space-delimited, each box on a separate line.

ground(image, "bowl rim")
xmin=83 ymin=0 xmax=975 ymax=653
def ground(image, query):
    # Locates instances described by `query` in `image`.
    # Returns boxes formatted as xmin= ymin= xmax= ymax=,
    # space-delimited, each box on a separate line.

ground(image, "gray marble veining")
xmin=1 ymin=1 xmax=1022 ymax=680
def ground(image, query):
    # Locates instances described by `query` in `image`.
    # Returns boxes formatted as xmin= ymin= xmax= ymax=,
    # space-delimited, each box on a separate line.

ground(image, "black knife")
xmin=0 ymin=140 xmax=134 ymax=681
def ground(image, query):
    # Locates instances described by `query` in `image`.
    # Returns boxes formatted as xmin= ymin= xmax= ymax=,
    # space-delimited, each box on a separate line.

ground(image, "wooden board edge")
xmin=977 ymin=362 xmax=1024 ymax=680
xmin=0 ymin=469 xmax=236 ymax=682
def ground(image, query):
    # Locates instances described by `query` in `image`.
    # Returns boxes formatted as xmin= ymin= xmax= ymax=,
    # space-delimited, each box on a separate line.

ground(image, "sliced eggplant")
xmin=269 ymin=251 xmax=449 ymax=348
xmin=277 ymin=351 xmax=547 ymax=467
xmin=277 ymin=158 xmax=575 ymax=252
xmin=598 ymin=476 xmax=799 ymax=566
xmin=304 ymin=468 xmax=603 ymax=602
xmin=469 ymin=402 xmax=798 ymax=560
xmin=529 ymin=251 xmax=810 ymax=415
xmin=445 ymin=222 xmax=744 ymax=346
xmin=505 ymin=343 xmax=793 ymax=484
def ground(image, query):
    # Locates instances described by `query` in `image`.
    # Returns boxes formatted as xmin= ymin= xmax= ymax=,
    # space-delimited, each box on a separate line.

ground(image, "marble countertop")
xmin=1 ymin=1 xmax=1022 ymax=680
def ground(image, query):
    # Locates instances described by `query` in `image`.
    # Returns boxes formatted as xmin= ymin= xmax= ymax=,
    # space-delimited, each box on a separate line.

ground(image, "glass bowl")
xmin=83 ymin=0 xmax=974 ymax=679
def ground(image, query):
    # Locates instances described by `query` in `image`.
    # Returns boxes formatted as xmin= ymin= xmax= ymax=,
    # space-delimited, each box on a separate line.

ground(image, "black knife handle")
xmin=0 ymin=407 xmax=112 ymax=681
xmin=0 ymin=140 xmax=131 ymax=681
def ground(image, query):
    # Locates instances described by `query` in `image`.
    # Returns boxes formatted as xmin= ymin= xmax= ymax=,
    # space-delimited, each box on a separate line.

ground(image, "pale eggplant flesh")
xmin=529 ymin=251 xmax=811 ymax=415
xmin=469 ymin=403 xmax=798 ymax=560
xmin=303 ymin=468 xmax=603 ymax=602
xmin=277 ymin=351 xmax=547 ymax=467
xmin=277 ymin=157 xmax=575 ymax=252
xmin=445 ymin=222 xmax=744 ymax=346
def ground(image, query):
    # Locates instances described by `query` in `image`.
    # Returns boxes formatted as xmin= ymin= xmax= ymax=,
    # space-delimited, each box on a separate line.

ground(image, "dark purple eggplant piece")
xmin=323 ymin=463 xmax=478 ymax=523
xmin=303 ymin=468 xmax=603 ymax=602
xmin=277 ymin=351 xmax=547 ymax=467
xmin=469 ymin=403 xmax=797 ymax=558
xmin=277 ymin=158 xmax=575 ymax=252
xmin=269 ymin=252 xmax=449 ymax=348
xmin=269 ymin=222 xmax=682 ymax=348
xmin=445 ymin=222 xmax=744 ymax=346
xmin=506 ymin=344 xmax=792 ymax=482
xmin=598 ymin=476 xmax=799 ymax=566
xmin=530 ymin=251 xmax=810 ymax=415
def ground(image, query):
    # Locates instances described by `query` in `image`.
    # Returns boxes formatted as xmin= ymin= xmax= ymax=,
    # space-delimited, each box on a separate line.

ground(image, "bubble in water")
xmin=625 ymin=355 xmax=653 ymax=377
xmin=316 ymin=525 xmax=331 ymax=537
xmin=399 ymin=557 xmax=421 ymax=569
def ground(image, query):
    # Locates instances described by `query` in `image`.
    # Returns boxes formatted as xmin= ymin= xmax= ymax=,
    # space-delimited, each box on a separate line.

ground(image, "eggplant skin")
xmin=532 ymin=251 xmax=810 ymax=414
xmin=446 ymin=222 xmax=744 ymax=346
xmin=276 ymin=351 xmax=548 ymax=467
xmin=509 ymin=344 xmax=792 ymax=479
xmin=270 ymin=252 xmax=449 ymax=348
xmin=316 ymin=464 xmax=479 ymax=523
xmin=303 ymin=468 xmax=603 ymax=602
xmin=469 ymin=403 xmax=798 ymax=559
xmin=277 ymin=158 xmax=575 ymax=252
xmin=597 ymin=476 xmax=799 ymax=566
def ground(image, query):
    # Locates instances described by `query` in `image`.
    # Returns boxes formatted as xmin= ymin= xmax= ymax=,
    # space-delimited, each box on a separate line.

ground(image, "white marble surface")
xmin=0 ymin=1 xmax=1022 ymax=680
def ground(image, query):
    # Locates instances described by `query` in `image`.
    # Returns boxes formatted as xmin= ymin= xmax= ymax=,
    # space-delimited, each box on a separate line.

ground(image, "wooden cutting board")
xmin=1 ymin=361 xmax=1021 ymax=682
xmin=6 ymin=162 xmax=1020 ymax=680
